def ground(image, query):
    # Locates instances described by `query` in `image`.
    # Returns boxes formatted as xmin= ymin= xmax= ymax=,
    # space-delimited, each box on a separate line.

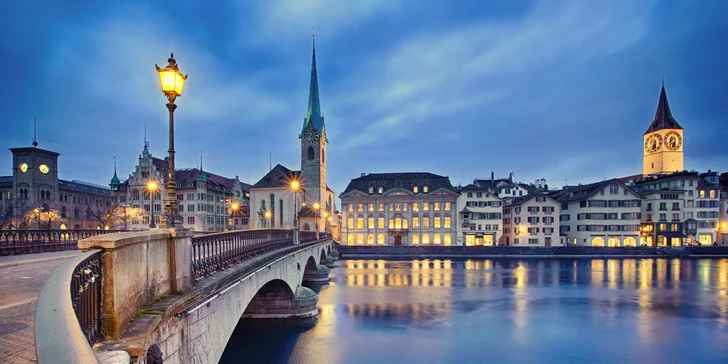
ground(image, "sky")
xmin=1 ymin=0 xmax=727 ymax=199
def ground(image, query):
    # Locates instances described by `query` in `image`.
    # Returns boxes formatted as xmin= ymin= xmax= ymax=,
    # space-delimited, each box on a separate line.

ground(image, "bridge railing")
xmin=0 ymin=229 xmax=126 ymax=256
xmin=192 ymin=229 xmax=295 ymax=277
xmin=35 ymin=249 xmax=103 ymax=364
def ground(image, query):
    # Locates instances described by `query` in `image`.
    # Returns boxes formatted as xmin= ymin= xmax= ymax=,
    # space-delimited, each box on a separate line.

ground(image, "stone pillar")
xmin=293 ymin=227 xmax=300 ymax=245
xmin=164 ymin=227 xmax=193 ymax=292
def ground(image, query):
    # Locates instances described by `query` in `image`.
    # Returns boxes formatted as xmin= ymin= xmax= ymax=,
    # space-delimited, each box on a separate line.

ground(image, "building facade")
xmin=457 ymin=184 xmax=503 ymax=246
xmin=340 ymin=172 xmax=459 ymax=246
xmin=1 ymin=145 xmax=113 ymax=230
xmin=551 ymin=179 xmax=643 ymax=247
xmin=249 ymin=37 xmax=338 ymax=234
xmin=502 ymin=194 xmax=560 ymax=247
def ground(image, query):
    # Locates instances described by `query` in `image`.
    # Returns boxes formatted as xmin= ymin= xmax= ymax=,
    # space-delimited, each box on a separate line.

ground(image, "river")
xmin=221 ymin=258 xmax=728 ymax=363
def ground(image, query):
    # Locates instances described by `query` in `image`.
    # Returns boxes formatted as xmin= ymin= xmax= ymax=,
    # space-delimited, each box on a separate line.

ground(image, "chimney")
xmin=491 ymin=171 xmax=494 ymax=182
xmin=361 ymin=173 xmax=366 ymax=177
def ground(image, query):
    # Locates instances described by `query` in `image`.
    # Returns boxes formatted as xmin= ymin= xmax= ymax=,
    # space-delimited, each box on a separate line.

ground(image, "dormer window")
xmin=368 ymin=186 xmax=374 ymax=194
xmin=413 ymin=186 xmax=419 ymax=193
xmin=423 ymin=185 xmax=429 ymax=193
xmin=378 ymin=186 xmax=383 ymax=194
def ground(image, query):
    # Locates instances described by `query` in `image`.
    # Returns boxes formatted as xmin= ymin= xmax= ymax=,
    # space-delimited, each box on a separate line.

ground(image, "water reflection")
xmin=222 ymin=258 xmax=728 ymax=364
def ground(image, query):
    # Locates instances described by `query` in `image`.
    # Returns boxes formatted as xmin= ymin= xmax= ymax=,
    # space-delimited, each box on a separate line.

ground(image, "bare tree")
xmin=86 ymin=203 xmax=146 ymax=230
xmin=23 ymin=208 xmax=63 ymax=229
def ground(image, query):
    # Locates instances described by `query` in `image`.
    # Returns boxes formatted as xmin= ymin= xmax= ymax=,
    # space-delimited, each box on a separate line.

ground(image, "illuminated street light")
xmin=155 ymin=53 xmax=188 ymax=228
xmin=146 ymin=180 xmax=159 ymax=228
xmin=289 ymin=179 xmax=301 ymax=228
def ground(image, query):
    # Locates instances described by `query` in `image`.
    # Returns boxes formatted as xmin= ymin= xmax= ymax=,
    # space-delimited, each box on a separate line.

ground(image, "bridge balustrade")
xmin=0 ymin=229 xmax=125 ymax=256
xmin=192 ymin=229 xmax=295 ymax=277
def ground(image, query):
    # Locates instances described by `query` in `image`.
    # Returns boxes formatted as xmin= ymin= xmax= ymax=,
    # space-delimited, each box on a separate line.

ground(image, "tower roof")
xmin=110 ymin=156 xmax=121 ymax=185
xmin=301 ymin=36 xmax=325 ymax=135
xmin=197 ymin=155 xmax=207 ymax=182
xmin=645 ymin=80 xmax=682 ymax=134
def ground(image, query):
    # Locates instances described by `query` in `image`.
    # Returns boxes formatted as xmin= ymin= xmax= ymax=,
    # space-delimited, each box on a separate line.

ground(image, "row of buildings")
xmin=339 ymin=82 xmax=727 ymax=247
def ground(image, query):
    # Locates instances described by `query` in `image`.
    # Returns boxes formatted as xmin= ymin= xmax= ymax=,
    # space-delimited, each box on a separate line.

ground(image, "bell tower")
xmin=300 ymin=34 xmax=328 ymax=205
xmin=643 ymin=78 xmax=683 ymax=176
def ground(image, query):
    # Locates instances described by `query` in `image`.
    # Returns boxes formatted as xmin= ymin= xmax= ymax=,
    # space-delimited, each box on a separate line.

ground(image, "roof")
xmin=342 ymin=172 xmax=457 ymax=196
xmin=58 ymin=179 xmax=110 ymax=194
xmin=508 ymin=193 xmax=558 ymax=206
xmin=9 ymin=147 xmax=60 ymax=158
xmin=645 ymin=81 xmax=682 ymax=134
xmin=251 ymin=164 xmax=300 ymax=189
xmin=0 ymin=176 xmax=12 ymax=187
xmin=176 ymin=168 xmax=242 ymax=191
xmin=301 ymin=37 xmax=325 ymax=135
xmin=549 ymin=179 xmax=639 ymax=203
xmin=460 ymin=184 xmax=487 ymax=191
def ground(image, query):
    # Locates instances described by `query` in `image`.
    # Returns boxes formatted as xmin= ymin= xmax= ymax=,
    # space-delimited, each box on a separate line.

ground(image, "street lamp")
xmin=155 ymin=53 xmax=188 ymax=228
xmin=229 ymin=201 xmax=240 ymax=231
xmin=289 ymin=179 xmax=301 ymax=228
xmin=264 ymin=210 xmax=272 ymax=228
xmin=146 ymin=181 xmax=159 ymax=228
xmin=312 ymin=202 xmax=320 ymax=232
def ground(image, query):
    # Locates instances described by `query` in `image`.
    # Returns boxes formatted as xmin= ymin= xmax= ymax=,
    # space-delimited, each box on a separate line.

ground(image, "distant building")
xmin=1 ymin=144 xmax=112 ymax=230
xmin=502 ymin=193 xmax=560 ymax=247
xmin=456 ymin=184 xmax=503 ymax=246
xmin=340 ymin=172 xmax=459 ymax=246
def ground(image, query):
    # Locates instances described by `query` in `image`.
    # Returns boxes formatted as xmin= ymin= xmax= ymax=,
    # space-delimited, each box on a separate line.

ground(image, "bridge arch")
xmin=243 ymin=279 xmax=295 ymax=318
xmin=320 ymin=248 xmax=327 ymax=263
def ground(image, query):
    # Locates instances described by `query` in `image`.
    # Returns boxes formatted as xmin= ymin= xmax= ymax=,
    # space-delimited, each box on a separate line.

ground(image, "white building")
xmin=456 ymin=184 xmax=503 ymax=246
xmin=550 ymin=179 xmax=643 ymax=247
xmin=502 ymin=194 xmax=560 ymax=247
xmin=340 ymin=172 xmax=459 ymax=246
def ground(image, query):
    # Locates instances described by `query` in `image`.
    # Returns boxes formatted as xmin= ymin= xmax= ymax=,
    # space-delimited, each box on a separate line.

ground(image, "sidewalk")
xmin=0 ymin=250 xmax=79 ymax=269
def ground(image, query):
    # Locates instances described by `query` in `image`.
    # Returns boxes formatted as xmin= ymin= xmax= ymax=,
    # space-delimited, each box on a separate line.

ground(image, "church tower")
xmin=643 ymin=79 xmax=684 ymax=176
xmin=300 ymin=35 xmax=328 ymax=205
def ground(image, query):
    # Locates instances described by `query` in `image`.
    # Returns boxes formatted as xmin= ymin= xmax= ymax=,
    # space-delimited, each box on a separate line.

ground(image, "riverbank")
xmin=336 ymin=244 xmax=728 ymax=259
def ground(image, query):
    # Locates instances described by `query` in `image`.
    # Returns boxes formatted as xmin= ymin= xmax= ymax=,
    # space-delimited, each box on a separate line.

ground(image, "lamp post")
xmin=146 ymin=181 xmax=159 ymax=228
xmin=313 ymin=202 xmax=320 ymax=232
xmin=290 ymin=180 xmax=300 ymax=228
xmin=155 ymin=53 xmax=188 ymax=228
xmin=228 ymin=200 xmax=240 ymax=231
xmin=264 ymin=210 xmax=272 ymax=229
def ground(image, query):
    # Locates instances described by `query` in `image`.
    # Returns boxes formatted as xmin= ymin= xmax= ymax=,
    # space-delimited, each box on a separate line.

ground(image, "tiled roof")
xmin=645 ymin=83 xmax=682 ymax=134
xmin=58 ymin=179 xmax=110 ymax=194
xmin=459 ymin=184 xmax=487 ymax=191
xmin=549 ymin=179 xmax=639 ymax=203
xmin=252 ymin=164 xmax=300 ymax=189
xmin=342 ymin=172 xmax=457 ymax=196
xmin=508 ymin=192 xmax=557 ymax=206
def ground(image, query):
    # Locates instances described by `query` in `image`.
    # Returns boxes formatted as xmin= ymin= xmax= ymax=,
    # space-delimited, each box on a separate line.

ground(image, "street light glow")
xmin=264 ymin=211 xmax=272 ymax=218
xmin=290 ymin=180 xmax=300 ymax=191
xmin=155 ymin=53 xmax=187 ymax=97
xmin=313 ymin=202 xmax=320 ymax=210
xmin=147 ymin=181 xmax=158 ymax=191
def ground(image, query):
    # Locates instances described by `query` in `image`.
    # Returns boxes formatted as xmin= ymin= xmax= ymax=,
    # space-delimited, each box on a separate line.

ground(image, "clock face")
xmin=39 ymin=164 xmax=50 ymax=174
xmin=663 ymin=131 xmax=682 ymax=151
xmin=303 ymin=128 xmax=318 ymax=144
xmin=19 ymin=163 xmax=28 ymax=173
xmin=644 ymin=134 xmax=662 ymax=154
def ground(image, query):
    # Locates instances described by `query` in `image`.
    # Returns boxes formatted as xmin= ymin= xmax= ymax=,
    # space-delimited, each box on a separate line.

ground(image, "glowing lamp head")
xmin=147 ymin=181 xmax=158 ymax=191
xmin=231 ymin=202 xmax=240 ymax=211
xmin=264 ymin=211 xmax=272 ymax=219
xmin=328 ymin=217 xmax=332 ymax=222
xmin=155 ymin=53 xmax=188 ymax=98
xmin=323 ymin=211 xmax=328 ymax=217
xmin=313 ymin=202 xmax=320 ymax=210
xmin=291 ymin=180 xmax=300 ymax=191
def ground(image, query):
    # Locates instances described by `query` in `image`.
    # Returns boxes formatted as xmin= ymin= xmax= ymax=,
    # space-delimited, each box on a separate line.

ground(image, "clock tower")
xmin=643 ymin=79 xmax=683 ymax=177
xmin=300 ymin=35 xmax=328 ymax=206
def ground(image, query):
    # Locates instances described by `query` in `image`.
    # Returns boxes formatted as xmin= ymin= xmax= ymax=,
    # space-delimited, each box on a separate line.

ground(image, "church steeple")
xmin=197 ymin=152 xmax=207 ymax=182
xmin=301 ymin=34 xmax=325 ymax=135
xmin=645 ymin=77 xmax=683 ymax=134
xmin=110 ymin=156 xmax=121 ymax=185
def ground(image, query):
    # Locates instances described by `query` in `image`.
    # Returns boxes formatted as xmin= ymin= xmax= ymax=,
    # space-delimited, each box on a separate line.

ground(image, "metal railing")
xmin=0 ymin=229 xmax=125 ymax=256
xmin=192 ymin=229 xmax=294 ymax=277
xmin=35 ymin=249 xmax=103 ymax=364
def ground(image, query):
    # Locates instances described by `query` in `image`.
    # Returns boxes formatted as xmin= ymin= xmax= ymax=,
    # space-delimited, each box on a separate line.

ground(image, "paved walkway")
xmin=0 ymin=252 xmax=78 ymax=363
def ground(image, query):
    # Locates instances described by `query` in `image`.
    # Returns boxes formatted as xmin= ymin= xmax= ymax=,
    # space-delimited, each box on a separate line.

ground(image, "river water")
xmin=221 ymin=258 xmax=728 ymax=364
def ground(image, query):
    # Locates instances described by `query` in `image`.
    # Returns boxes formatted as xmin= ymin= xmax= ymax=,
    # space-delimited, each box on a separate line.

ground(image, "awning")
xmin=659 ymin=231 xmax=686 ymax=239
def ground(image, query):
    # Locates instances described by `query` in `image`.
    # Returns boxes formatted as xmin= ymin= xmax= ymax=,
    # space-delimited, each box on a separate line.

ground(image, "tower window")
xmin=322 ymin=148 xmax=325 ymax=163
xmin=308 ymin=146 xmax=314 ymax=160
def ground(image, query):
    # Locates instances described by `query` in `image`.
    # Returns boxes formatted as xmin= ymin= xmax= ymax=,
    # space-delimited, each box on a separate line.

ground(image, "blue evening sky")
xmin=1 ymin=0 xmax=726 ymax=197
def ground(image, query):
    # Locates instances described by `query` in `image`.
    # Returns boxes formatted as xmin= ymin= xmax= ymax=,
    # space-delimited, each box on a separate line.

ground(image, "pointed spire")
xmin=645 ymin=76 xmax=682 ymax=134
xmin=110 ymin=155 xmax=121 ymax=185
xmin=301 ymin=32 xmax=325 ymax=135
xmin=197 ymin=151 xmax=207 ymax=182
xmin=32 ymin=117 xmax=38 ymax=147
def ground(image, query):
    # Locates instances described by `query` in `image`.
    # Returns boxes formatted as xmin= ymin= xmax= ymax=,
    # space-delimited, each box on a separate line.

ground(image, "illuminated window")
xmin=423 ymin=185 xmax=429 ymax=193
xmin=368 ymin=217 xmax=374 ymax=229
xmin=423 ymin=203 xmax=429 ymax=211
xmin=378 ymin=234 xmax=385 ymax=245
xmin=347 ymin=234 xmax=354 ymax=245
xmin=403 ymin=203 xmax=408 ymax=211
xmin=591 ymin=237 xmax=605 ymax=247
xmin=348 ymin=204 xmax=353 ymax=212
xmin=378 ymin=217 xmax=384 ymax=229
xmin=378 ymin=187 xmax=383 ymax=194
xmin=699 ymin=190 xmax=705 ymax=198
xmin=699 ymin=234 xmax=712 ymax=245
xmin=389 ymin=218 xmax=394 ymax=229
xmin=347 ymin=217 xmax=354 ymax=229
xmin=710 ymin=190 xmax=715 ymax=198
xmin=357 ymin=234 xmax=364 ymax=245
xmin=434 ymin=234 xmax=441 ymax=245
xmin=357 ymin=204 xmax=363 ymax=212
xmin=413 ymin=217 xmax=420 ymax=228
xmin=413 ymin=203 xmax=419 ymax=212
xmin=444 ymin=217 xmax=451 ymax=229
xmin=395 ymin=218 xmax=402 ymax=229
xmin=396 ymin=203 xmax=401 ymax=212
xmin=367 ymin=235 xmax=375 ymax=245
xmin=434 ymin=217 xmax=441 ymax=228
xmin=413 ymin=186 xmax=419 ymax=193
xmin=422 ymin=234 xmax=430 ymax=245
xmin=368 ymin=187 xmax=374 ymax=194
xmin=378 ymin=203 xmax=384 ymax=211
xmin=444 ymin=234 xmax=451 ymax=246
xmin=369 ymin=203 xmax=374 ymax=211
xmin=607 ymin=237 xmax=620 ymax=247
xmin=623 ymin=237 xmax=637 ymax=247
xmin=423 ymin=217 xmax=430 ymax=228
xmin=357 ymin=218 xmax=364 ymax=229
xmin=466 ymin=235 xmax=475 ymax=246
xmin=434 ymin=202 xmax=440 ymax=211
xmin=412 ymin=234 xmax=419 ymax=245
xmin=403 ymin=218 xmax=409 ymax=229
xmin=445 ymin=202 xmax=451 ymax=211
xmin=389 ymin=203 xmax=394 ymax=211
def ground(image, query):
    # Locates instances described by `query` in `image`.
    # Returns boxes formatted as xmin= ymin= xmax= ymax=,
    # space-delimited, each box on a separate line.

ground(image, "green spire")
xmin=197 ymin=153 xmax=207 ymax=182
xmin=110 ymin=156 xmax=120 ymax=185
xmin=301 ymin=35 xmax=325 ymax=135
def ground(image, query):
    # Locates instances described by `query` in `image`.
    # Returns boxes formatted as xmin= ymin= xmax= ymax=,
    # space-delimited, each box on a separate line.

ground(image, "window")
xmin=413 ymin=186 xmax=419 ymax=193
xmin=367 ymin=235 xmax=375 ymax=245
xmin=609 ymin=183 xmax=619 ymax=194
xmin=412 ymin=217 xmax=419 ymax=228
xmin=347 ymin=235 xmax=354 ymax=245
xmin=179 ymin=205 xmax=184 ymax=212
xmin=378 ymin=203 xmax=384 ymax=211
xmin=433 ymin=234 xmax=441 ymax=245
xmin=369 ymin=203 xmax=374 ymax=211
xmin=378 ymin=187 xmax=383 ymax=194
xmin=378 ymin=234 xmax=385 ymax=245
xmin=347 ymin=217 xmax=354 ymax=229
xmin=423 ymin=185 xmax=429 ymax=193
xmin=422 ymin=234 xmax=430 ymax=245
xmin=528 ymin=238 xmax=539 ymax=245
xmin=434 ymin=202 xmax=440 ymax=211
xmin=423 ymin=203 xmax=429 ymax=211
xmin=434 ymin=217 xmax=441 ymax=229
xmin=444 ymin=217 xmax=451 ymax=229
xmin=412 ymin=234 xmax=419 ymax=245
xmin=395 ymin=218 xmax=402 ymax=229
xmin=187 ymin=217 xmax=195 ymax=224
xmin=357 ymin=234 xmax=364 ymax=245
xmin=357 ymin=204 xmax=363 ymax=212
xmin=413 ymin=203 xmax=419 ymax=212
xmin=467 ymin=193 xmax=473 ymax=198
xmin=347 ymin=204 xmax=353 ymax=212
xmin=444 ymin=234 xmax=451 ymax=246
xmin=368 ymin=217 xmax=374 ymax=229
xmin=423 ymin=217 xmax=430 ymax=228
xmin=710 ymin=190 xmax=716 ymax=198
xmin=389 ymin=218 xmax=394 ymax=229
xmin=699 ymin=190 xmax=705 ymax=198
xmin=357 ymin=218 xmax=363 ymax=229
xmin=368 ymin=186 xmax=374 ymax=194
xmin=378 ymin=217 xmax=384 ymax=229
xmin=307 ymin=146 xmax=314 ymax=160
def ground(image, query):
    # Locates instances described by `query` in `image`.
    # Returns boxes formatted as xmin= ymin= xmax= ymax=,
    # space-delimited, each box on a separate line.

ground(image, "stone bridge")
xmin=34 ymin=228 xmax=337 ymax=364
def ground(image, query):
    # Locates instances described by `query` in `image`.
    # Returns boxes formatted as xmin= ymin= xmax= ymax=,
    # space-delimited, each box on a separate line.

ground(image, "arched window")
xmin=60 ymin=223 xmax=67 ymax=230
xmin=132 ymin=190 xmax=140 ymax=201
xmin=591 ymin=237 xmax=605 ymax=247
xmin=412 ymin=234 xmax=419 ymax=245
xmin=422 ymin=234 xmax=430 ymax=245
xmin=444 ymin=234 xmax=451 ymax=246
xmin=347 ymin=234 xmax=354 ymax=245
xmin=434 ymin=234 xmax=441 ymax=245
xmin=307 ymin=146 xmax=314 ymax=160
xmin=607 ymin=237 xmax=620 ymax=247
xmin=367 ymin=235 xmax=375 ymax=245
xmin=623 ymin=237 xmax=637 ymax=247
xmin=378 ymin=234 xmax=385 ymax=245
xmin=357 ymin=234 xmax=364 ymax=245
xmin=413 ymin=186 xmax=419 ymax=193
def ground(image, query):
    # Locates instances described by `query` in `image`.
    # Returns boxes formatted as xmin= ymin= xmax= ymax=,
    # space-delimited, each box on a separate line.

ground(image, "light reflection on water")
xmin=221 ymin=258 xmax=728 ymax=364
